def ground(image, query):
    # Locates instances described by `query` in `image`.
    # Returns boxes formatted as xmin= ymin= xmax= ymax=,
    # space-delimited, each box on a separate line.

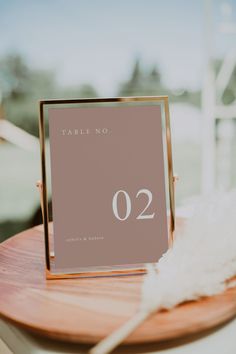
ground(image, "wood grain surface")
xmin=0 ymin=221 xmax=236 ymax=344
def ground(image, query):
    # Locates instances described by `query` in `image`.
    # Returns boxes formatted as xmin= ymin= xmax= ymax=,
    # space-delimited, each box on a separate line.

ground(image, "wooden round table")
xmin=0 ymin=221 xmax=236 ymax=349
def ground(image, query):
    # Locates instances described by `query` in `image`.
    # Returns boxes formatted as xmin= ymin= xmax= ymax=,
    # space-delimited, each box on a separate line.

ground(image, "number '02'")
xmin=112 ymin=189 xmax=155 ymax=221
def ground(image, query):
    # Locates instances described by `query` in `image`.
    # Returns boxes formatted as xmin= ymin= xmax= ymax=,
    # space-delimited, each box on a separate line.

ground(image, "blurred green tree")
xmin=0 ymin=54 xmax=98 ymax=137
xmin=0 ymin=54 xmax=57 ymax=136
xmin=0 ymin=54 xmax=30 ymax=99
xmin=118 ymin=58 xmax=200 ymax=106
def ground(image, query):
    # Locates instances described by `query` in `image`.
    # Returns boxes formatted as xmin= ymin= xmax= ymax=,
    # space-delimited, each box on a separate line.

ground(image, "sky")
xmin=0 ymin=0 xmax=236 ymax=95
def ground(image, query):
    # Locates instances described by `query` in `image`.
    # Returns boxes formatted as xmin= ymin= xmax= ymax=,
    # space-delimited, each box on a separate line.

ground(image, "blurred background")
xmin=0 ymin=0 xmax=236 ymax=241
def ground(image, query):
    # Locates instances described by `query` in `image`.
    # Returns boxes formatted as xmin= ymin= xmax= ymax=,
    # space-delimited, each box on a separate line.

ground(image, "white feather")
xmin=142 ymin=190 xmax=236 ymax=312
xmin=90 ymin=190 xmax=236 ymax=354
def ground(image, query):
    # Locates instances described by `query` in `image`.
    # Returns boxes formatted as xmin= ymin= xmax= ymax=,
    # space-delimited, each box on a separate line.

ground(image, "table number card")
xmin=39 ymin=97 xmax=175 ymax=278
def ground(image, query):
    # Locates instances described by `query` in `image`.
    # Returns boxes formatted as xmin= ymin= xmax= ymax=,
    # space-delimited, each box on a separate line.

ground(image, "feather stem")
xmin=89 ymin=309 xmax=152 ymax=354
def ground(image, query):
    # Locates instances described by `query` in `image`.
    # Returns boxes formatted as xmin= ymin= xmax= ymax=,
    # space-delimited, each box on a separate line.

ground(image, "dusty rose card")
xmin=48 ymin=105 xmax=168 ymax=272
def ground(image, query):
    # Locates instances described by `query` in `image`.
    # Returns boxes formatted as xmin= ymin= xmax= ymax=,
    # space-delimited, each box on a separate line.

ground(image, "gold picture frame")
xmin=38 ymin=96 xmax=175 ymax=279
